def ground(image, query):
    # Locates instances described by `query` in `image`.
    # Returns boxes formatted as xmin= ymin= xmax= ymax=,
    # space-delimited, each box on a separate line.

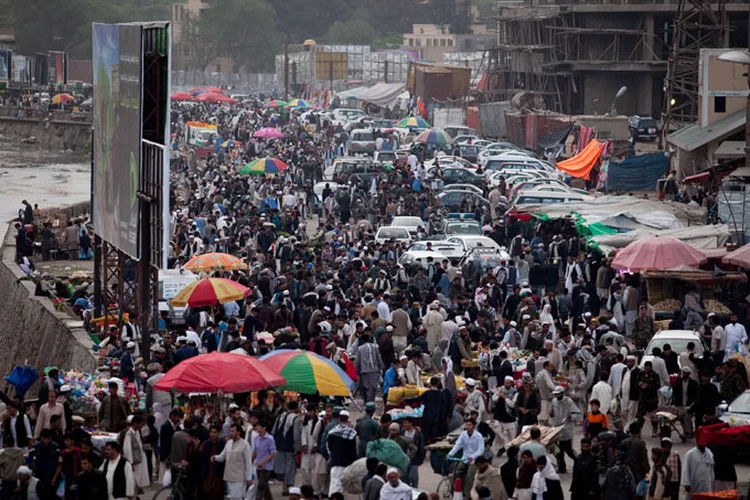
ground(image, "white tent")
xmin=357 ymin=82 xmax=406 ymax=109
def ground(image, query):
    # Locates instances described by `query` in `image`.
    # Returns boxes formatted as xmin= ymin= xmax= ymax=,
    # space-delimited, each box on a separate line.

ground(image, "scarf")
xmin=530 ymin=462 xmax=559 ymax=498
xmin=442 ymin=357 xmax=453 ymax=374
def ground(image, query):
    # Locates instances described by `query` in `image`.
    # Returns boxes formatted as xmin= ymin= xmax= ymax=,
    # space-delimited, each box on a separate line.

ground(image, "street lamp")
xmin=717 ymin=50 xmax=750 ymax=176
xmin=606 ymin=86 xmax=627 ymax=117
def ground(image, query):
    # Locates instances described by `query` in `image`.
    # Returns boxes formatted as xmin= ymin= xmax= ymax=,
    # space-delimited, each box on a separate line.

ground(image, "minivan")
xmin=348 ymin=129 xmax=377 ymax=155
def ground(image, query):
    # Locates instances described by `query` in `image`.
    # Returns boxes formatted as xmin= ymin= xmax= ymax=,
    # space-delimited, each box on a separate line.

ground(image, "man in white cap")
xmin=464 ymin=378 xmax=486 ymax=421
xmin=379 ymin=467 xmax=412 ymax=500
xmin=16 ymin=465 xmax=41 ymax=499
xmin=422 ymin=301 xmax=444 ymax=351
xmin=118 ymin=342 xmax=136 ymax=383
xmin=549 ymin=386 xmax=576 ymax=473
xmin=491 ymin=376 xmax=517 ymax=452
xmin=673 ymin=365 xmax=698 ymax=438
xmin=326 ymin=410 xmax=358 ymax=496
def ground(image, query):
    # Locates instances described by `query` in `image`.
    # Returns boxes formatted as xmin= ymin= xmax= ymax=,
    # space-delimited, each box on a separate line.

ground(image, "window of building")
xmin=440 ymin=39 xmax=446 ymax=47
xmin=416 ymin=39 xmax=421 ymax=47
xmin=448 ymin=39 xmax=454 ymax=46
xmin=715 ymin=96 xmax=726 ymax=113
xmin=408 ymin=38 xmax=413 ymax=46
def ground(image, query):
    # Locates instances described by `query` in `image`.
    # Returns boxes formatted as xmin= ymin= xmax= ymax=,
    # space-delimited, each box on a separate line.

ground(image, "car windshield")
xmin=647 ymin=337 xmax=704 ymax=356
xmin=353 ymin=132 xmax=374 ymax=141
xmin=377 ymin=152 xmax=397 ymax=162
xmin=469 ymin=254 xmax=503 ymax=270
xmin=446 ymin=223 xmax=481 ymax=235
xmin=379 ymin=228 xmax=408 ymax=238
xmin=728 ymin=391 xmax=750 ymax=414
xmin=639 ymin=119 xmax=657 ymax=128
xmin=393 ymin=217 xmax=423 ymax=227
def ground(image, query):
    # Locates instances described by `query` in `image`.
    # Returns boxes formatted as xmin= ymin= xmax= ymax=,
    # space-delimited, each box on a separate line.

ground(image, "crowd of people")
xmin=9 ymin=96 xmax=750 ymax=500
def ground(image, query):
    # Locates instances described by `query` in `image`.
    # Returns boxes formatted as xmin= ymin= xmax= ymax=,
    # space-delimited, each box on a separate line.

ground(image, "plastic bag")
xmin=366 ymin=439 xmax=409 ymax=471
xmin=56 ymin=479 xmax=65 ymax=498
xmin=162 ymin=468 xmax=172 ymax=488
xmin=341 ymin=457 xmax=368 ymax=494
xmin=635 ymin=479 xmax=648 ymax=497
xmin=244 ymin=483 xmax=257 ymax=500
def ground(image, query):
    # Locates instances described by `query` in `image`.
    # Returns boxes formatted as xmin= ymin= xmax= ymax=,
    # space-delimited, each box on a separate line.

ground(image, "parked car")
xmin=391 ymin=216 xmax=426 ymax=237
xmin=458 ymin=144 xmax=481 ymax=163
xmin=348 ymin=129 xmax=377 ymax=155
xmin=436 ymin=190 xmax=490 ymax=212
xmin=441 ymin=167 xmax=485 ymax=187
xmin=629 ymin=115 xmax=660 ymax=141
xmin=375 ymin=226 xmax=412 ymax=245
xmin=458 ymin=247 xmax=512 ymax=275
xmin=718 ymin=389 xmax=750 ymax=424
xmin=640 ymin=330 xmax=708 ymax=367
xmin=398 ymin=250 xmax=449 ymax=269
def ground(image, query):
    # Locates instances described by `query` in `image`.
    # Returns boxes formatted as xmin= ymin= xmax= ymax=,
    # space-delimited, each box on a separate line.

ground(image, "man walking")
xmin=326 ymin=410 xmax=358 ymax=496
xmin=549 ymin=386 xmax=576 ymax=474
xmin=682 ymin=441 xmax=715 ymax=499
xmin=100 ymin=441 xmax=135 ymax=500
xmin=212 ymin=423 xmax=255 ymax=500
xmin=355 ymin=335 xmax=384 ymax=404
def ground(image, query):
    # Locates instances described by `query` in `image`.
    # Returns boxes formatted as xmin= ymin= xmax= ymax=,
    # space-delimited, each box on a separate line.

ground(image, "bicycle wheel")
xmin=436 ymin=476 xmax=453 ymax=500
xmin=152 ymin=486 xmax=183 ymax=500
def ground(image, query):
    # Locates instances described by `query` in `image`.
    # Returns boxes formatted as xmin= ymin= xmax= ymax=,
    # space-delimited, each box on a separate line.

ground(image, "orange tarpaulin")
xmin=556 ymin=139 xmax=603 ymax=180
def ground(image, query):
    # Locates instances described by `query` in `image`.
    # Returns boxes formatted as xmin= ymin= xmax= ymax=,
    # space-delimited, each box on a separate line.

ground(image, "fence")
xmin=171 ymin=70 xmax=278 ymax=93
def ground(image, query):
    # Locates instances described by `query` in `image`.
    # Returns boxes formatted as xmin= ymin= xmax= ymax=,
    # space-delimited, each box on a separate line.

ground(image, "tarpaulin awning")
xmin=556 ymin=139 xmax=603 ymax=180
xmin=357 ymin=83 xmax=406 ymax=109
xmin=336 ymin=86 xmax=368 ymax=101
xmin=607 ymin=152 xmax=668 ymax=191
xmin=538 ymin=123 xmax=573 ymax=150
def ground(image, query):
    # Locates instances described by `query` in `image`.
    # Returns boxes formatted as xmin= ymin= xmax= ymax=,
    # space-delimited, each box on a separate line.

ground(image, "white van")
xmin=159 ymin=269 xmax=198 ymax=325
xmin=512 ymin=190 xmax=588 ymax=208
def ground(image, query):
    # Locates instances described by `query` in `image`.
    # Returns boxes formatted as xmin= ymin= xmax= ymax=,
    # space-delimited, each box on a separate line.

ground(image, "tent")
xmin=556 ymin=139 xmax=603 ymax=180
xmin=336 ymin=86 xmax=368 ymax=101
xmin=607 ymin=152 xmax=668 ymax=191
xmin=357 ymin=83 xmax=407 ymax=109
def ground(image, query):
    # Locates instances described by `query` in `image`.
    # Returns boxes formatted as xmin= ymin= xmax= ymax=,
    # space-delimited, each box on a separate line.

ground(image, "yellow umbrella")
xmin=170 ymin=278 xmax=250 ymax=307
xmin=51 ymin=93 xmax=74 ymax=105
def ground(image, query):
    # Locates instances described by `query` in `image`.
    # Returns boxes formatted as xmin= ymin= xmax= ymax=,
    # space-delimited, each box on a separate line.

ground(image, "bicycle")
xmin=153 ymin=466 xmax=188 ymax=500
xmin=435 ymin=456 xmax=465 ymax=500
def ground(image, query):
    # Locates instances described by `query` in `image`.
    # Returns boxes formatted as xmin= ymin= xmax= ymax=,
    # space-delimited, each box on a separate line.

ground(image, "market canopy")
xmin=154 ymin=352 xmax=286 ymax=393
xmin=611 ymin=235 xmax=708 ymax=272
xmin=336 ymin=86 xmax=368 ymax=101
xmin=591 ymin=224 xmax=731 ymax=255
xmin=722 ymin=243 xmax=750 ymax=268
xmin=357 ymin=82 xmax=407 ymax=109
xmin=556 ymin=139 xmax=603 ymax=180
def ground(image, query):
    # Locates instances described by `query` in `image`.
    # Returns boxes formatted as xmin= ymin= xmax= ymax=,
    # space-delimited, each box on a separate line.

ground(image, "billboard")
xmin=92 ymin=23 xmax=143 ymax=258
xmin=48 ymin=51 xmax=68 ymax=85
xmin=34 ymin=53 xmax=48 ymax=86
xmin=0 ymin=50 xmax=11 ymax=82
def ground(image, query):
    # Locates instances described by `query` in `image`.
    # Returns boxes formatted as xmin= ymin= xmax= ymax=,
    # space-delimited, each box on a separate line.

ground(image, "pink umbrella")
xmin=722 ymin=243 xmax=750 ymax=268
xmin=254 ymin=127 xmax=285 ymax=139
xmin=195 ymin=93 xmax=237 ymax=104
xmin=611 ymin=235 xmax=708 ymax=272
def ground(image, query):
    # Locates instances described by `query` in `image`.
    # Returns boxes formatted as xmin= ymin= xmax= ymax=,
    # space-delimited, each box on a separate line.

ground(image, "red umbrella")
xmin=154 ymin=352 xmax=286 ymax=393
xmin=171 ymin=92 xmax=193 ymax=101
xmin=195 ymin=93 xmax=237 ymax=104
xmin=611 ymin=235 xmax=707 ymax=272
xmin=203 ymin=86 xmax=224 ymax=94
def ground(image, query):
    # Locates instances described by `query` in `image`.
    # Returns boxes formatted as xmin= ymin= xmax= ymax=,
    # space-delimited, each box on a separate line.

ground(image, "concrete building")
xmin=668 ymin=48 xmax=748 ymax=176
xmin=0 ymin=28 xmax=15 ymax=51
xmin=402 ymin=24 xmax=494 ymax=62
xmin=485 ymin=0 xmax=749 ymax=117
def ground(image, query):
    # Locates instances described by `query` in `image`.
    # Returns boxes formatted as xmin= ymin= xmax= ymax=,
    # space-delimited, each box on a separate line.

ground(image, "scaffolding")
xmin=662 ymin=0 xmax=727 ymax=134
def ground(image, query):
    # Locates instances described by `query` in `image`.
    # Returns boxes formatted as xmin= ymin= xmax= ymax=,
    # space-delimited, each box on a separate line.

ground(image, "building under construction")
xmin=484 ymin=0 xmax=749 ymax=120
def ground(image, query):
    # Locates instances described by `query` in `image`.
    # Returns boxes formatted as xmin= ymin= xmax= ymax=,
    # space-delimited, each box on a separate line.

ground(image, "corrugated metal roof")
xmin=714 ymin=140 xmax=746 ymax=159
xmin=667 ymin=110 xmax=745 ymax=152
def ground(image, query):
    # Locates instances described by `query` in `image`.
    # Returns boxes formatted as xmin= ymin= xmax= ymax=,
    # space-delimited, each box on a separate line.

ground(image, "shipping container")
xmin=432 ymin=106 xmax=466 ymax=129
xmin=34 ymin=52 xmax=48 ymax=86
xmin=479 ymin=101 xmax=511 ymax=139
xmin=414 ymin=67 xmax=452 ymax=101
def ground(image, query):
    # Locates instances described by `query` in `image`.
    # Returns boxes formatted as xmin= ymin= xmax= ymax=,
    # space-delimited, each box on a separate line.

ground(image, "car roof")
xmin=649 ymin=330 xmax=702 ymax=339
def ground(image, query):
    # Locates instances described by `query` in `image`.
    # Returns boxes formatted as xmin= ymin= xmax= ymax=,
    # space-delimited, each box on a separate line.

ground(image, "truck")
xmin=185 ymin=121 xmax=218 ymax=148
xmin=158 ymin=269 xmax=198 ymax=326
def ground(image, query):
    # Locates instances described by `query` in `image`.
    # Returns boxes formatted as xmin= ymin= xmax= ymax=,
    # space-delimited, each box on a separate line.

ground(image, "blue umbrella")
xmin=5 ymin=365 xmax=39 ymax=397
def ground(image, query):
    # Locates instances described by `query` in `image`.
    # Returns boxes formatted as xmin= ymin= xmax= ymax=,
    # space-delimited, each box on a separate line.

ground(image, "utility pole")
xmin=330 ymin=59 xmax=333 ymax=91
xmin=384 ymin=59 xmax=389 ymax=83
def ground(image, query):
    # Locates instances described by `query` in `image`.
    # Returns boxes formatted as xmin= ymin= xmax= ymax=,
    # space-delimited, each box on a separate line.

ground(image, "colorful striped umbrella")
xmin=239 ymin=157 xmax=289 ymax=175
xmin=154 ymin=352 xmax=286 ymax=393
xmin=266 ymin=99 xmax=288 ymax=108
xmin=254 ymin=127 xmax=285 ymax=139
xmin=184 ymin=252 xmax=248 ymax=273
xmin=286 ymin=98 xmax=311 ymax=109
xmin=259 ymin=350 xmax=355 ymax=395
xmin=396 ymin=116 xmax=430 ymax=129
xmin=169 ymin=278 xmax=249 ymax=307
xmin=416 ymin=128 xmax=454 ymax=145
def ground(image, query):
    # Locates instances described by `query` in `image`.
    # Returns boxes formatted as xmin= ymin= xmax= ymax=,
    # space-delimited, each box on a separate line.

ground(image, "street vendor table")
xmin=90 ymin=432 xmax=119 ymax=451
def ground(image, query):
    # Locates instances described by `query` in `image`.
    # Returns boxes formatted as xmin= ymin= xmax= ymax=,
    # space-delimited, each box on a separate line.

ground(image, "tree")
xmin=200 ymin=0 xmax=281 ymax=72
xmin=180 ymin=13 xmax=216 ymax=72
xmin=323 ymin=20 xmax=376 ymax=46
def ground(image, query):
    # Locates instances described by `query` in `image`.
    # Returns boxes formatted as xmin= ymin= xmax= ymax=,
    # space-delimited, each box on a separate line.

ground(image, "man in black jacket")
xmin=492 ymin=350 xmax=514 ymax=382
xmin=75 ymin=455 xmax=108 ymax=500
xmin=326 ymin=411 xmax=358 ymax=497
xmin=571 ymin=438 xmax=598 ymax=499
xmin=159 ymin=408 xmax=183 ymax=478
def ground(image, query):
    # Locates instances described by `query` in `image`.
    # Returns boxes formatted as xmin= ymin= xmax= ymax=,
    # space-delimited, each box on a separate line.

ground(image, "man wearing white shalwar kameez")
xmin=121 ymin=416 xmax=150 ymax=490
xmin=681 ymin=444 xmax=715 ymax=500
xmin=213 ymin=424 xmax=254 ymax=499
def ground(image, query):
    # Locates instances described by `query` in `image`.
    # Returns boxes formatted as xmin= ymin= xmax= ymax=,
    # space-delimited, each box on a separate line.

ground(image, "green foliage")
xmin=323 ymin=20 xmax=376 ymax=46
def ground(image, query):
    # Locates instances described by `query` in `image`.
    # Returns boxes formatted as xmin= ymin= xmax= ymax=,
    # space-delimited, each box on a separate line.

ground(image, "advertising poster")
xmin=92 ymin=23 xmax=142 ymax=258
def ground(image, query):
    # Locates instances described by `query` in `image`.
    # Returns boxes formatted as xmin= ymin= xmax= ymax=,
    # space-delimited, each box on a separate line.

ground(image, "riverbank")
xmin=0 ymin=116 xmax=91 ymax=152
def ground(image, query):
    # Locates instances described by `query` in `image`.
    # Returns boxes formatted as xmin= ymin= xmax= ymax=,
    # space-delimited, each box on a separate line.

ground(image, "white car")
xmin=407 ymin=241 xmax=464 ymax=260
xmin=454 ymin=135 xmax=481 ymax=145
xmin=391 ymin=216 xmax=425 ymax=236
xmin=332 ymin=108 xmax=367 ymax=126
xmin=445 ymin=236 xmax=502 ymax=255
xmin=398 ymin=250 xmax=449 ymax=269
xmin=375 ymin=226 xmax=412 ymax=245
xmin=425 ymin=156 xmax=477 ymax=170
xmin=442 ymin=183 xmax=484 ymax=196
xmin=640 ymin=330 xmax=709 ymax=369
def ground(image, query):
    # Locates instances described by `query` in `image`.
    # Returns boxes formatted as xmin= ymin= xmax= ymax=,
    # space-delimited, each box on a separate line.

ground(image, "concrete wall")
xmin=0 ymin=116 xmax=91 ymax=153
xmin=0 ymin=223 xmax=96 ymax=391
